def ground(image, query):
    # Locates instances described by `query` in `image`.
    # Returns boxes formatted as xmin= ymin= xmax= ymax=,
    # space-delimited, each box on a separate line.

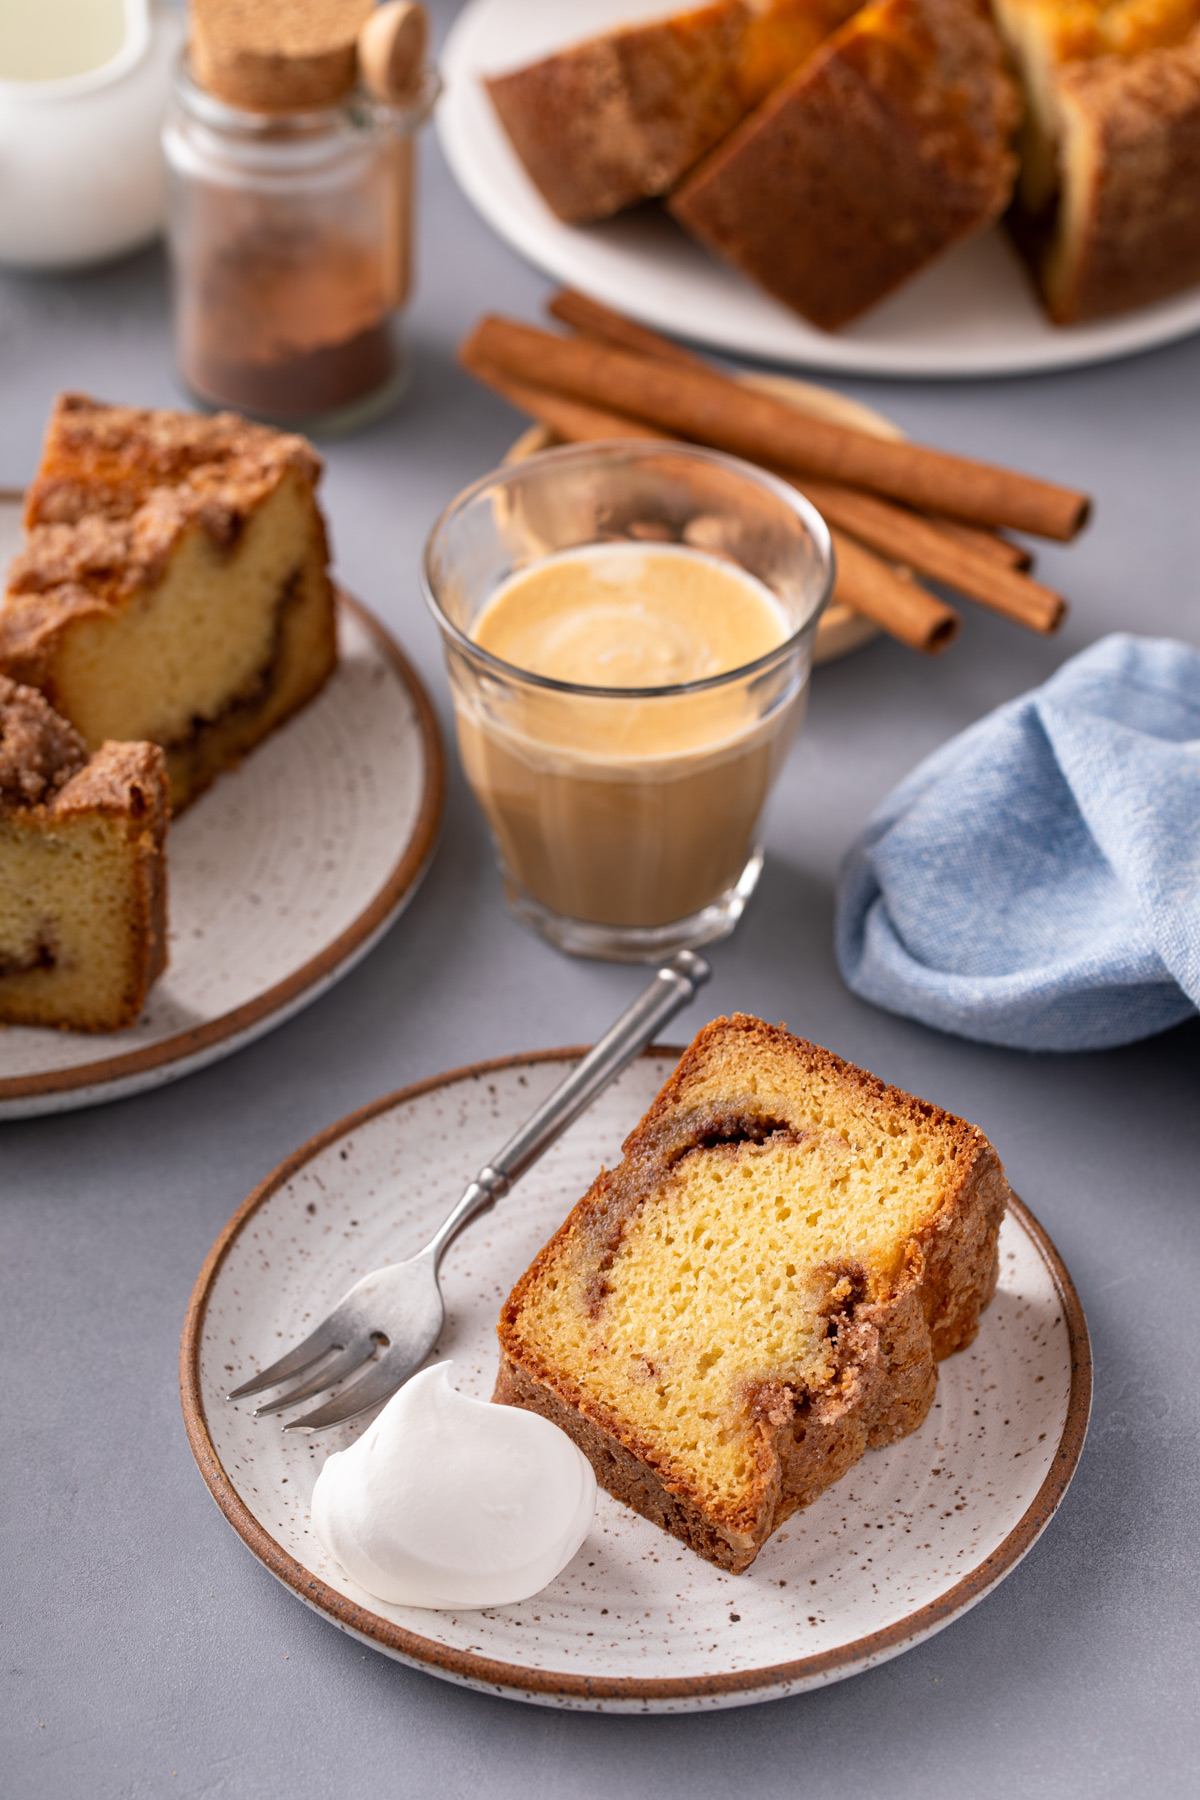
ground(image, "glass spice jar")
xmin=162 ymin=56 xmax=438 ymax=435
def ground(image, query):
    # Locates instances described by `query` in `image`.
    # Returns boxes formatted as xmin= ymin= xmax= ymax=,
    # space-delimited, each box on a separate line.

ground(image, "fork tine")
xmin=226 ymin=1321 xmax=346 ymax=1400
xmin=251 ymin=1338 xmax=377 ymax=1416
xmin=282 ymin=1348 xmax=419 ymax=1433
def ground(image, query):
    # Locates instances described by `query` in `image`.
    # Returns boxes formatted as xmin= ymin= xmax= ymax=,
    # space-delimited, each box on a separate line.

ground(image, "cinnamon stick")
xmin=471 ymin=360 xmax=667 ymax=447
xmin=465 ymin=348 xmax=1064 ymax=635
xmin=796 ymin=478 xmax=1064 ymax=633
xmin=548 ymin=288 xmax=711 ymax=373
xmin=922 ymin=514 xmax=1032 ymax=572
xmin=830 ymin=531 xmax=959 ymax=656
xmin=466 ymin=353 xmax=956 ymax=656
xmin=463 ymin=316 xmax=1091 ymax=541
xmin=549 ymin=291 xmax=1035 ymax=574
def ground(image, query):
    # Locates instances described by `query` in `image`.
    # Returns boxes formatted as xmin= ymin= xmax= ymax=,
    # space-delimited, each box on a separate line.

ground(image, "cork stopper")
xmin=190 ymin=0 xmax=377 ymax=112
xmin=358 ymin=2 xmax=428 ymax=105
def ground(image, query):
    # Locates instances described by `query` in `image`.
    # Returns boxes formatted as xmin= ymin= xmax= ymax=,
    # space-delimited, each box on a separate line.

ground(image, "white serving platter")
xmin=182 ymin=1047 xmax=1091 ymax=1712
xmin=438 ymin=0 xmax=1200 ymax=380
xmin=0 ymin=494 xmax=444 ymax=1117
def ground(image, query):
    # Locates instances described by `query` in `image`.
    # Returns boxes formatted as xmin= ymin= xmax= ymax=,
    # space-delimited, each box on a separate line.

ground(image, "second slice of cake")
xmin=485 ymin=0 xmax=861 ymax=224
xmin=669 ymin=0 xmax=1020 ymax=330
xmin=496 ymin=1015 xmax=1009 ymax=1572
xmin=993 ymin=0 xmax=1200 ymax=323
xmin=0 ymin=395 xmax=337 ymax=812
xmin=0 ymin=675 xmax=168 ymax=1031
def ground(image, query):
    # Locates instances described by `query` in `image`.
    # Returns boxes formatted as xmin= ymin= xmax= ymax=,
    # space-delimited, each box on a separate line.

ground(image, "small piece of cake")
xmin=0 ymin=677 xmax=168 ymax=1032
xmin=992 ymin=0 xmax=1200 ymax=214
xmin=669 ymin=0 xmax=1020 ymax=330
xmin=0 ymin=395 xmax=337 ymax=812
xmin=1043 ymin=33 xmax=1200 ymax=321
xmin=496 ymin=1015 xmax=1009 ymax=1572
xmin=485 ymin=0 xmax=861 ymax=225
xmin=993 ymin=0 xmax=1200 ymax=322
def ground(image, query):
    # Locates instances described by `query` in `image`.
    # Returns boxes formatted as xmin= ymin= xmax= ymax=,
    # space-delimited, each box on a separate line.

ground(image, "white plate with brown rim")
xmin=181 ymin=1046 xmax=1091 ymax=1713
xmin=438 ymin=0 xmax=1200 ymax=381
xmin=0 ymin=491 xmax=444 ymax=1119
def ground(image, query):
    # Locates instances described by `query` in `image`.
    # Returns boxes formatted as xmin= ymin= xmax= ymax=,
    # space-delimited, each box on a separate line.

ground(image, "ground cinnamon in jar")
xmin=163 ymin=3 xmax=435 ymax=432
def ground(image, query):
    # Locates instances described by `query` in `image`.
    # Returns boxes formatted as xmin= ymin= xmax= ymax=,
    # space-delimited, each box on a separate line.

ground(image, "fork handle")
xmin=427 ymin=950 xmax=711 ymax=1262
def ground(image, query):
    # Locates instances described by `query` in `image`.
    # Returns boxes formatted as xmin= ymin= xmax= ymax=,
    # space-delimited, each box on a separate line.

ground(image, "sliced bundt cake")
xmin=496 ymin=1015 xmax=1009 ymax=1572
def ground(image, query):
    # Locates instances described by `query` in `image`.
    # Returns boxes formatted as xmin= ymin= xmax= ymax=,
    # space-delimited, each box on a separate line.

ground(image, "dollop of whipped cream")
xmin=310 ymin=1362 xmax=596 ymax=1610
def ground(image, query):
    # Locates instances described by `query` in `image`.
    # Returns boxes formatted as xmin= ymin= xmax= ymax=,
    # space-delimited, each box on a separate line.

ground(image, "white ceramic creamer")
xmin=0 ymin=0 xmax=183 ymax=269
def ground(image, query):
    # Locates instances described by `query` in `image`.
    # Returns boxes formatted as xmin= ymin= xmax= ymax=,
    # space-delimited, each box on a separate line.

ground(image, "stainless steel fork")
xmin=227 ymin=950 xmax=711 ymax=1432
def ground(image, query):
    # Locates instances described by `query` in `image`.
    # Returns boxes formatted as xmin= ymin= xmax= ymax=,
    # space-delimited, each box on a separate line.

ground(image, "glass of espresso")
xmin=423 ymin=441 xmax=832 ymax=961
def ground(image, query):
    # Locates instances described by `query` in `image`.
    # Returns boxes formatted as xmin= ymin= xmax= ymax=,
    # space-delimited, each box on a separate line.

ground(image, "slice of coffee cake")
xmin=485 ymin=0 xmax=859 ymax=224
xmin=0 ymin=676 xmax=168 ymax=1031
xmin=669 ymin=0 xmax=1019 ymax=330
xmin=0 ymin=395 xmax=337 ymax=811
xmin=496 ymin=1015 xmax=1009 ymax=1572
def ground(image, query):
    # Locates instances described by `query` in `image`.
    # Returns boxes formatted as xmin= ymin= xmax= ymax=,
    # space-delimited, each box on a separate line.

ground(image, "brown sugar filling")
xmin=0 ymin=933 xmax=57 ymax=978
xmin=160 ymin=566 xmax=302 ymax=759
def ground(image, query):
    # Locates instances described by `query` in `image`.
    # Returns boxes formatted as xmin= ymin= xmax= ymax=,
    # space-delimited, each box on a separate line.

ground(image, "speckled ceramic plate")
xmin=181 ymin=1048 xmax=1091 ymax=1713
xmin=0 ymin=493 xmax=443 ymax=1118
xmin=439 ymin=0 xmax=1200 ymax=379
xmin=505 ymin=372 xmax=903 ymax=665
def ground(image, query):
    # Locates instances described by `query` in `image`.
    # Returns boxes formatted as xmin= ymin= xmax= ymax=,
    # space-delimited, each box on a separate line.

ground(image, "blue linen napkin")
xmin=835 ymin=634 xmax=1200 ymax=1050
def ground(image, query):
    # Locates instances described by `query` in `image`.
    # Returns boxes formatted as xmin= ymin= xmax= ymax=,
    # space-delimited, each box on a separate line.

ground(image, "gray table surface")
xmin=4 ymin=8 xmax=1199 ymax=1793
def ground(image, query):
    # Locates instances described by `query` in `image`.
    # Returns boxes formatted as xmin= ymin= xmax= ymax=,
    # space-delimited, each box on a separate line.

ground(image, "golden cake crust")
xmin=669 ymin=0 xmax=1019 ymax=329
xmin=1043 ymin=27 xmax=1200 ymax=319
xmin=495 ymin=1015 xmax=1009 ymax=1572
xmin=55 ymin=737 xmax=169 ymax=823
xmin=59 ymin=738 xmax=170 ymax=1011
xmin=486 ymin=0 xmax=859 ymax=224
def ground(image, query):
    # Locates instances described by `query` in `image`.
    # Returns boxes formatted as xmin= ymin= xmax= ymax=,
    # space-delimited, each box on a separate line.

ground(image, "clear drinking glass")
xmin=423 ymin=441 xmax=833 ymax=962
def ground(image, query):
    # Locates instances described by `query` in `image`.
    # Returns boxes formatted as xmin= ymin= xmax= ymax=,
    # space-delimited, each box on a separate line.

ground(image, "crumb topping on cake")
xmin=0 ymin=675 xmax=87 ymax=810
xmin=0 ymin=730 xmax=169 ymax=1030
xmin=55 ymin=739 xmax=169 ymax=816
xmin=669 ymin=0 xmax=1019 ymax=329
xmin=6 ymin=394 xmax=323 ymax=615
